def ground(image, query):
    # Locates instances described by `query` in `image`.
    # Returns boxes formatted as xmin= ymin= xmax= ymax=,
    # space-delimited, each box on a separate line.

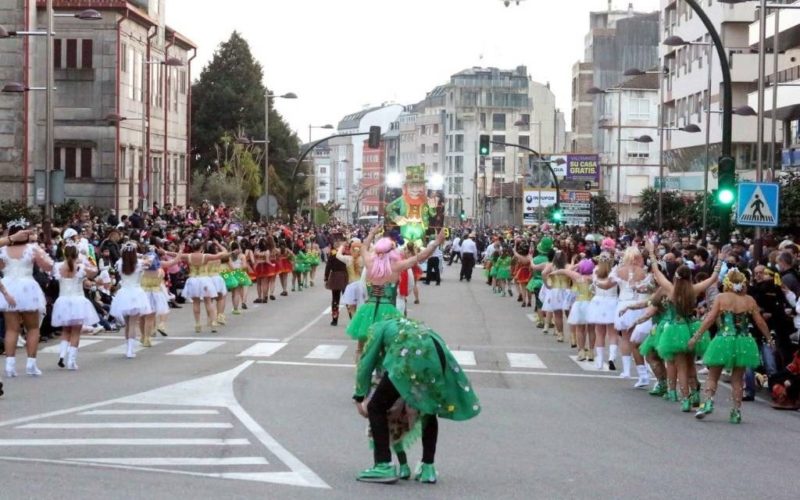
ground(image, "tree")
xmin=214 ymin=134 xmax=263 ymax=209
xmin=778 ymin=171 xmax=800 ymax=230
xmin=591 ymin=194 xmax=617 ymax=229
xmin=189 ymin=170 xmax=241 ymax=209
xmin=680 ymin=192 xmax=722 ymax=234
xmin=637 ymin=187 xmax=685 ymax=230
xmin=191 ymin=31 xmax=301 ymax=211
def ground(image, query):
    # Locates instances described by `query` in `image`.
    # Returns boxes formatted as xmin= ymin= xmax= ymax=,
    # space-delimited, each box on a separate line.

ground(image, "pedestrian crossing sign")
xmin=736 ymin=182 xmax=779 ymax=227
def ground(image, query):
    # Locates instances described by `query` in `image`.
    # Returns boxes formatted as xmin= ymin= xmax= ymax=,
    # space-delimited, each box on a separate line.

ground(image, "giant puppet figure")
xmin=384 ymin=165 xmax=437 ymax=246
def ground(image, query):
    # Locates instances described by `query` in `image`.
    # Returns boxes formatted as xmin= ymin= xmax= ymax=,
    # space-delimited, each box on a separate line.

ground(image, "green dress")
xmin=702 ymin=311 xmax=762 ymax=370
xmin=526 ymin=255 xmax=548 ymax=292
xmin=293 ymin=251 xmax=310 ymax=273
xmin=494 ymin=256 xmax=512 ymax=280
xmin=638 ymin=309 xmax=664 ymax=358
xmin=655 ymin=301 xmax=707 ymax=361
xmin=354 ymin=317 xmax=481 ymax=421
xmin=346 ymin=283 xmax=401 ymax=342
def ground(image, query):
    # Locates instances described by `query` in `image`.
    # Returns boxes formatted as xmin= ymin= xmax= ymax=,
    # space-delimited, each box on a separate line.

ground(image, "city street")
xmin=1 ymin=265 xmax=797 ymax=500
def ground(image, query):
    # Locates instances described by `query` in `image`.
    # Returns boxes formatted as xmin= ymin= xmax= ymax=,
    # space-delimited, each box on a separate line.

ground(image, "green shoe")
xmin=648 ymin=381 xmax=667 ymax=397
xmin=357 ymin=463 xmax=398 ymax=484
xmin=690 ymin=390 xmax=701 ymax=408
xmin=680 ymin=398 xmax=692 ymax=412
xmin=729 ymin=408 xmax=742 ymax=424
xmin=664 ymin=390 xmax=679 ymax=402
xmin=398 ymin=463 xmax=411 ymax=480
xmin=415 ymin=463 xmax=437 ymax=484
xmin=695 ymin=399 xmax=714 ymax=419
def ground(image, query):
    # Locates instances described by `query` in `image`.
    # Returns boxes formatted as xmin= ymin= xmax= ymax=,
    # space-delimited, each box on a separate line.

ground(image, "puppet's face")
xmin=406 ymin=182 xmax=425 ymax=200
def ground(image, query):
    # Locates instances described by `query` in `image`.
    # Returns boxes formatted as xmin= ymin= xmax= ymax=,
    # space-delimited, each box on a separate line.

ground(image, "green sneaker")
xmin=729 ymin=408 xmax=742 ymax=424
xmin=680 ymin=398 xmax=691 ymax=412
xmin=415 ymin=463 xmax=437 ymax=484
xmin=664 ymin=390 xmax=679 ymax=402
xmin=695 ymin=399 xmax=714 ymax=419
xmin=356 ymin=463 xmax=398 ymax=484
xmin=648 ymin=381 xmax=667 ymax=397
xmin=690 ymin=390 xmax=701 ymax=408
xmin=398 ymin=463 xmax=411 ymax=480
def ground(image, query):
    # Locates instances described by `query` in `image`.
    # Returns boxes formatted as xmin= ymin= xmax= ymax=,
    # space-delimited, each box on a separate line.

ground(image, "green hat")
xmin=405 ymin=165 xmax=425 ymax=184
xmin=537 ymin=236 xmax=554 ymax=255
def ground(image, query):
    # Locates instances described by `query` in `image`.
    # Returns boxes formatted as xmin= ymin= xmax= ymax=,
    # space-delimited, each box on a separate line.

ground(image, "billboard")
xmin=566 ymin=154 xmax=600 ymax=182
xmin=523 ymin=188 xmax=557 ymax=226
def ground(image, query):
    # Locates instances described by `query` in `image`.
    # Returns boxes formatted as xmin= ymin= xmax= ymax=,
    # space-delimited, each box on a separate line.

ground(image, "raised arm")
xmin=650 ymin=260 xmax=673 ymax=292
xmin=335 ymin=244 xmax=353 ymax=265
xmin=392 ymin=230 xmax=445 ymax=273
xmin=692 ymin=261 xmax=722 ymax=296
xmin=363 ymin=225 xmax=381 ymax=250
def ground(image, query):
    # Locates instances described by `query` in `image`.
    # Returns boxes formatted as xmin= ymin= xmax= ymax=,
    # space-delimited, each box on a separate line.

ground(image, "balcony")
xmin=749 ymin=4 xmax=800 ymax=51
xmin=730 ymin=51 xmax=789 ymax=83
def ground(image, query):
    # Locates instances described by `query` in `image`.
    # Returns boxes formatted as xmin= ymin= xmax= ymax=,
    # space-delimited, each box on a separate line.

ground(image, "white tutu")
xmin=631 ymin=319 xmax=653 ymax=344
xmin=615 ymin=300 xmax=645 ymax=331
xmin=547 ymin=288 xmax=574 ymax=311
xmin=181 ymin=276 xmax=217 ymax=299
xmin=212 ymin=275 xmax=227 ymax=296
xmin=52 ymin=296 xmax=100 ymax=327
xmin=146 ymin=289 xmax=170 ymax=316
xmin=539 ymin=285 xmax=553 ymax=312
xmin=587 ymin=296 xmax=618 ymax=325
xmin=110 ymin=287 xmax=153 ymax=320
xmin=567 ymin=300 xmax=592 ymax=325
xmin=0 ymin=276 xmax=47 ymax=315
xmin=341 ymin=281 xmax=367 ymax=306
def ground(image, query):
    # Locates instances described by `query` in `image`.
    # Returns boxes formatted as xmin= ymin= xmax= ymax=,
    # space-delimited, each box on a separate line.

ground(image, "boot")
xmin=26 ymin=358 xmax=42 ymax=376
xmin=729 ymin=408 xmax=742 ymax=424
xmin=633 ymin=365 xmax=650 ymax=389
xmin=695 ymin=398 xmax=714 ymax=419
xmin=619 ymin=355 xmax=633 ymax=379
xmin=576 ymin=349 xmax=587 ymax=362
xmin=67 ymin=346 xmax=79 ymax=371
xmin=556 ymin=331 xmax=565 ymax=343
xmin=681 ymin=397 xmax=692 ymax=412
xmin=415 ymin=463 xmax=437 ymax=484
xmin=4 ymin=356 xmax=17 ymax=378
xmin=690 ymin=390 xmax=701 ymax=408
xmin=217 ymin=313 xmax=226 ymax=326
xmin=648 ymin=380 xmax=667 ymax=396
xmin=58 ymin=340 xmax=69 ymax=368
xmin=570 ymin=330 xmax=577 ymax=349
xmin=356 ymin=463 xmax=398 ymax=484
xmin=141 ymin=331 xmax=152 ymax=348
xmin=664 ymin=390 xmax=679 ymax=402
xmin=126 ymin=338 xmax=136 ymax=359
xmin=594 ymin=347 xmax=605 ymax=370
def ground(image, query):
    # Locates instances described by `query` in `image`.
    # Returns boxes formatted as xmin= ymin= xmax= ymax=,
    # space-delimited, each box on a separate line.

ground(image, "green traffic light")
xmin=479 ymin=146 xmax=489 ymax=155
xmin=717 ymin=188 xmax=735 ymax=206
xmin=552 ymin=210 xmax=563 ymax=222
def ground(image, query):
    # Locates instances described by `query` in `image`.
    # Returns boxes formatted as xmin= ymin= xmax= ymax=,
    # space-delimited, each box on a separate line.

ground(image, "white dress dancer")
xmin=110 ymin=258 xmax=152 ymax=358
xmin=587 ymin=269 xmax=619 ymax=370
xmin=52 ymin=261 xmax=100 ymax=370
xmin=613 ymin=269 xmax=651 ymax=379
xmin=1 ymin=243 xmax=50 ymax=377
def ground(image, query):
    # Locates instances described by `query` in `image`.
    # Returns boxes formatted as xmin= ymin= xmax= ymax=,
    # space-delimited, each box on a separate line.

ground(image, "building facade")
xmin=360 ymin=141 xmax=384 ymax=215
xmin=1 ymin=0 xmax=195 ymax=214
xmin=311 ymin=139 xmax=330 ymax=205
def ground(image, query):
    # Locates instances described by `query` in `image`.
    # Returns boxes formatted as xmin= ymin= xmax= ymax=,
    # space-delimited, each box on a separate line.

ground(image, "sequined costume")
xmin=702 ymin=311 xmax=762 ymax=369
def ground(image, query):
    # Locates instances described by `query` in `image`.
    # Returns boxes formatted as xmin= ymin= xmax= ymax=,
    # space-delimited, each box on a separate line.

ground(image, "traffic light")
xmin=460 ymin=210 xmax=467 ymax=221
xmin=551 ymin=203 xmax=563 ymax=224
xmin=479 ymin=135 xmax=490 ymax=156
xmin=716 ymin=155 xmax=736 ymax=207
xmin=368 ymin=126 xmax=382 ymax=148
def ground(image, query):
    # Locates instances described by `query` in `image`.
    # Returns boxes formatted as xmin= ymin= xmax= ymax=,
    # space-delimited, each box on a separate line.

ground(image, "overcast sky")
xmin=166 ymin=0 xmax=660 ymax=142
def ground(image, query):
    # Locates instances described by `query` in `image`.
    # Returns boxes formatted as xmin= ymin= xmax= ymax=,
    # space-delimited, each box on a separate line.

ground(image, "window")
xmin=492 ymin=157 xmax=504 ymax=174
xmin=64 ymin=147 xmax=77 ymax=178
xmin=120 ymin=147 xmax=127 ymax=179
xmin=66 ymin=39 xmax=78 ymax=68
xmin=518 ymin=114 xmax=530 ymax=131
xmin=492 ymin=135 xmax=505 ymax=152
xmin=179 ymin=154 xmax=186 ymax=182
xmin=493 ymin=113 xmax=506 ymax=131
xmin=421 ymin=144 xmax=426 ymax=154
xmin=454 ymin=156 xmax=464 ymax=174
xmin=433 ymin=143 xmax=439 ymax=154
xmin=480 ymin=113 xmax=486 ymax=130
xmin=455 ymin=134 xmax=464 ymax=152
xmin=627 ymin=140 xmax=650 ymax=159
xmin=126 ymin=46 xmax=135 ymax=99
xmin=121 ymin=43 xmax=128 ymax=72
xmin=179 ymin=69 xmax=187 ymax=94
xmin=433 ymin=124 xmax=439 ymax=134
xmin=629 ymin=98 xmax=650 ymax=119
xmin=81 ymin=39 xmax=93 ymax=69
xmin=319 ymin=166 xmax=327 ymax=174
xmin=54 ymin=39 xmax=62 ymax=68
xmin=80 ymin=148 xmax=92 ymax=178
xmin=134 ymin=51 xmax=142 ymax=101
xmin=519 ymin=135 xmax=530 ymax=148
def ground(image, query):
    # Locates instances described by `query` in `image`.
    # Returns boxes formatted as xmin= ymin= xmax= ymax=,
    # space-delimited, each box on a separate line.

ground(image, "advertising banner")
xmin=566 ymin=154 xmax=600 ymax=182
xmin=523 ymin=189 xmax=558 ymax=226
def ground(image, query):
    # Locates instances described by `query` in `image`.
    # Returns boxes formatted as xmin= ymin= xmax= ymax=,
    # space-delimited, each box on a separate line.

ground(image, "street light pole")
xmin=45 ymin=0 xmax=54 ymax=220
xmin=702 ymin=43 xmax=714 ymax=237
xmin=264 ymin=91 xmax=270 ymax=216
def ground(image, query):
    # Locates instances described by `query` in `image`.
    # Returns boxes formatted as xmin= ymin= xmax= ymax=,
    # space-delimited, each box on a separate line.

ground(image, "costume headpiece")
xmin=723 ymin=271 xmax=745 ymax=293
xmin=8 ymin=217 xmax=28 ymax=230
xmin=536 ymin=236 xmax=554 ymax=255
xmin=404 ymin=165 xmax=426 ymax=184
xmin=122 ymin=241 xmax=137 ymax=252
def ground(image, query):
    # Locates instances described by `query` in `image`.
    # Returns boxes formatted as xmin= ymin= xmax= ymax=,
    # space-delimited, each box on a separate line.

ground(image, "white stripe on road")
xmin=103 ymin=341 xmax=160 ymax=355
xmin=79 ymin=409 xmax=219 ymax=416
xmin=506 ymin=353 xmax=547 ymax=369
xmin=569 ymin=355 xmax=607 ymax=372
xmin=40 ymin=339 xmax=103 ymax=354
xmin=526 ymin=314 xmax=539 ymax=323
xmin=237 ymin=342 xmax=287 ymax=357
xmin=451 ymin=350 xmax=477 ymax=366
xmin=304 ymin=345 xmax=348 ymax=360
xmin=0 ymin=438 xmax=249 ymax=446
xmin=17 ymin=422 xmax=233 ymax=430
xmin=167 ymin=341 xmax=225 ymax=356
xmin=84 ymin=335 xmax=281 ymax=342
xmin=280 ymin=309 xmax=328 ymax=343
xmin=70 ymin=457 xmax=269 ymax=466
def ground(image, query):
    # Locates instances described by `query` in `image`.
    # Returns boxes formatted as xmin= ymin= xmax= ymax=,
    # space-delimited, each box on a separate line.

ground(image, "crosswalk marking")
xmin=80 ymin=409 xmax=219 ymax=416
xmin=507 ymin=353 xmax=547 ymax=369
xmin=451 ymin=350 xmax=477 ymax=366
xmin=103 ymin=340 xmax=161 ymax=355
xmin=0 ymin=438 xmax=250 ymax=446
xmin=40 ymin=339 xmax=103 ymax=354
xmin=70 ymin=457 xmax=270 ymax=466
xmin=304 ymin=344 xmax=347 ymax=360
xmin=237 ymin=342 xmax=287 ymax=358
xmin=569 ymin=355 xmax=606 ymax=372
xmin=17 ymin=422 xmax=233 ymax=430
xmin=167 ymin=341 xmax=225 ymax=356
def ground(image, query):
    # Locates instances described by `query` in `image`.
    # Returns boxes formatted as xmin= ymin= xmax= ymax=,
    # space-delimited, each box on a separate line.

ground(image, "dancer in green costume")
xmin=385 ymin=165 xmax=437 ymax=247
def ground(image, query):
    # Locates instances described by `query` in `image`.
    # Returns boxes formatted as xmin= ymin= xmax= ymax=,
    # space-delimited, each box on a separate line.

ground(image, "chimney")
xmin=628 ymin=3 xmax=633 ymax=14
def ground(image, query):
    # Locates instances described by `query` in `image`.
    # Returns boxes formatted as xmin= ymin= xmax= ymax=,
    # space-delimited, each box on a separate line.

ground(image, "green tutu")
xmin=702 ymin=334 xmax=761 ymax=370
xmin=347 ymin=301 xmax=402 ymax=342
xmin=233 ymin=268 xmax=252 ymax=287
xmin=656 ymin=319 xmax=701 ymax=361
xmin=222 ymin=271 xmax=239 ymax=290
xmin=495 ymin=266 xmax=511 ymax=280
xmin=526 ymin=279 xmax=541 ymax=293
xmin=639 ymin=324 xmax=660 ymax=357
xmin=308 ymin=253 xmax=321 ymax=267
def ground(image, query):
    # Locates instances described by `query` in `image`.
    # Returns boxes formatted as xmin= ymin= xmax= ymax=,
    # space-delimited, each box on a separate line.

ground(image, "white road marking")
xmin=80 ymin=409 xmax=219 ymax=416
xmin=507 ymin=353 xmax=547 ymax=369
xmin=569 ymin=355 xmax=608 ymax=372
xmin=83 ymin=335 xmax=280 ymax=342
xmin=40 ymin=339 xmax=103 ymax=354
xmin=167 ymin=341 xmax=225 ymax=356
xmin=304 ymin=344 xmax=347 ymax=360
xmin=526 ymin=314 xmax=539 ymax=323
xmin=281 ymin=309 xmax=328 ymax=342
xmin=0 ymin=438 xmax=249 ymax=446
xmin=237 ymin=342 xmax=287 ymax=358
xmin=17 ymin=422 xmax=233 ymax=430
xmin=451 ymin=350 xmax=477 ymax=366
xmin=71 ymin=457 xmax=269 ymax=466
xmin=103 ymin=340 xmax=160 ymax=355
xmin=255 ymin=360 xmax=622 ymax=379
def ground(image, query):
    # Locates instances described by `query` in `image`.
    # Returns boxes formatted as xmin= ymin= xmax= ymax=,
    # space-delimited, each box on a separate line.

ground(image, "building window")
xmin=120 ymin=147 xmax=127 ymax=179
xmin=455 ymin=134 xmax=464 ymax=153
xmin=121 ymin=43 xmax=128 ymax=72
xmin=179 ymin=69 xmax=187 ymax=94
xmin=492 ymin=135 xmax=505 ymax=152
xmin=519 ymin=135 xmax=530 ymax=148
xmin=134 ymin=51 xmax=142 ymax=101
xmin=179 ymin=154 xmax=186 ymax=182
xmin=81 ymin=39 xmax=93 ymax=69
xmin=421 ymin=144 xmax=426 ymax=154
xmin=627 ymin=141 xmax=650 ymax=159
xmin=454 ymin=156 xmax=464 ymax=174
xmin=492 ymin=157 xmax=504 ymax=174
xmin=629 ymin=98 xmax=650 ymax=119
xmin=66 ymin=39 xmax=78 ymax=68
xmin=518 ymin=114 xmax=530 ymax=131
xmin=433 ymin=143 xmax=439 ymax=154
xmin=493 ymin=113 xmax=506 ymax=131
xmin=64 ymin=147 xmax=76 ymax=178
xmin=433 ymin=124 xmax=439 ymax=134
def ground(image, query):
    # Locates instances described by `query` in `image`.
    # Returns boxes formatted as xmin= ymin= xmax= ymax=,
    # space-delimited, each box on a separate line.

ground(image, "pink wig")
xmin=369 ymin=237 xmax=402 ymax=281
xmin=601 ymin=238 xmax=616 ymax=251
xmin=577 ymin=258 xmax=595 ymax=276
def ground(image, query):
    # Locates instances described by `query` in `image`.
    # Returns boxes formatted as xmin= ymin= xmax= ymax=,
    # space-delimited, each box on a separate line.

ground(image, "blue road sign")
xmin=736 ymin=182 xmax=779 ymax=227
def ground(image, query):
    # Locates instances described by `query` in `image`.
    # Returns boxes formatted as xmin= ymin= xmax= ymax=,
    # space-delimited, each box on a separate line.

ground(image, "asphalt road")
xmin=1 ymin=263 xmax=798 ymax=500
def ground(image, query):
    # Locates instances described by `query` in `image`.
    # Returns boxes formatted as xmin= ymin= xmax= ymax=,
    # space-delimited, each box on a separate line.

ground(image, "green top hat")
xmin=537 ymin=236 xmax=554 ymax=255
xmin=405 ymin=165 xmax=426 ymax=184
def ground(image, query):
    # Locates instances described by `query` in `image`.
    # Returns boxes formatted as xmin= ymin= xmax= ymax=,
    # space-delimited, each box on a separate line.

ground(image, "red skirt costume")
xmin=514 ymin=265 xmax=532 ymax=285
xmin=256 ymin=261 xmax=278 ymax=279
xmin=278 ymin=257 xmax=292 ymax=275
xmin=412 ymin=264 xmax=423 ymax=281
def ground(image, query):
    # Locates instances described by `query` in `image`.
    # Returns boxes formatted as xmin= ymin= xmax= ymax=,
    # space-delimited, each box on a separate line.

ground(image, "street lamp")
xmin=263 ymin=90 xmax=297 ymax=217
xmin=308 ymin=123 xmax=334 ymax=143
xmin=2 ymin=82 xmax=48 ymax=92
xmin=587 ymin=85 xmax=626 ymax=226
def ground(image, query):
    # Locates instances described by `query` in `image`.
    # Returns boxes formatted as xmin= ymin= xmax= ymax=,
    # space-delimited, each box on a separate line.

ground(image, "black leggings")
xmin=331 ymin=290 xmax=341 ymax=319
xmin=367 ymin=375 xmax=438 ymax=464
